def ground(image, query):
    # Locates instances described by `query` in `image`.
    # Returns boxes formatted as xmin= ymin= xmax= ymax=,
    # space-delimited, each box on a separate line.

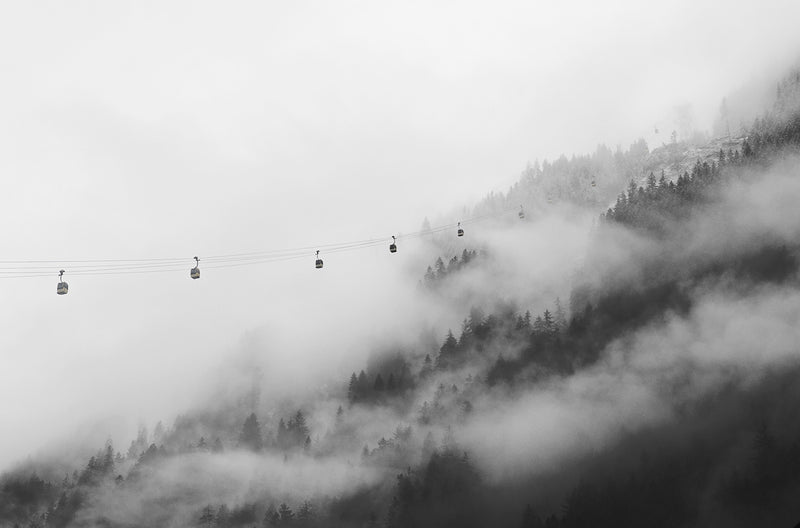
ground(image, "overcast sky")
xmin=1 ymin=0 xmax=800 ymax=470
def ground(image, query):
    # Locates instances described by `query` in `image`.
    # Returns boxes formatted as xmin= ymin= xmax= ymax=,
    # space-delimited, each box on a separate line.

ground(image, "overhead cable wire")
xmin=0 ymin=206 xmax=519 ymax=279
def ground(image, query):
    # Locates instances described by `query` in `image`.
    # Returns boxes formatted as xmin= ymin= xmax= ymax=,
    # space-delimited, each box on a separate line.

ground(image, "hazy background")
xmin=2 ymin=0 xmax=800 ymax=470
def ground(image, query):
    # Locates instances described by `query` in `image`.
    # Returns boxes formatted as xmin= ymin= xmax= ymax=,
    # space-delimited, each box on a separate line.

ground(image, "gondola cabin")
xmin=315 ymin=250 xmax=323 ymax=269
xmin=190 ymin=256 xmax=200 ymax=279
xmin=389 ymin=236 xmax=397 ymax=253
xmin=56 ymin=270 xmax=68 ymax=295
xmin=457 ymin=223 xmax=464 ymax=237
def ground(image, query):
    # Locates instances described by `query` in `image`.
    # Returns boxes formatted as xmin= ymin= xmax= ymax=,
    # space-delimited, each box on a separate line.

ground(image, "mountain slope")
xmin=3 ymin=66 xmax=800 ymax=528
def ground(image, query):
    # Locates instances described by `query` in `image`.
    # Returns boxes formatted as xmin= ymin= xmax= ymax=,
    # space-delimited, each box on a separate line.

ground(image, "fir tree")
xmin=646 ymin=171 xmax=657 ymax=193
xmin=436 ymin=330 xmax=458 ymax=369
xmin=297 ymin=500 xmax=314 ymax=523
xmin=263 ymin=505 xmax=280 ymax=527
xmin=278 ymin=503 xmax=294 ymax=525
xmin=420 ymin=354 xmax=433 ymax=379
xmin=216 ymin=504 xmax=230 ymax=528
xmin=554 ymin=298 xmax=568 ymax=331
xmin=347 ymin=372 xmax=358 ymax=403
xmin=199 ymin=505 xmax=215 ymax=527
xmin=357 ymin=370 xmax=369 ymax=399
xmin=239 ymin=413 xmax=263 ymax=451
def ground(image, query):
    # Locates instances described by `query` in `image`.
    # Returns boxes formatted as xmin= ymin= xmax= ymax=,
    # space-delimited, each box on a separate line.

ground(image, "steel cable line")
xmin=0 ymin=206 xmax=520 ymax=280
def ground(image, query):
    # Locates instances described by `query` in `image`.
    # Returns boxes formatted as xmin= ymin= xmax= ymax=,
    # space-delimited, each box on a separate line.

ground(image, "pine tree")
xmin=418 ymin=401 xmax=431 ymax=425
xmin=646 ymin=171 xmax=657 ymax=193
xmin=101 ymin=443 xmax=115 ymax=475
xmin=292 ymin=411 xmax=310 ymax=444
xmin=458 ymin=318 xmax=473 ymax=349
xmin=468 ymin=306 xmax=485 ymax=332
xmin=627 ymin=180 xmax=638 ymax=203
xmin=357 ymin=370 xmax=369 ymax=399
xmin=199 ymin=505 xmax=215 ymax=527
xmin=419 ymin=354 xmax=433 ymax=379
xmin=278 ymin=503 xmax=294 ymax=525
xmin=554 ymin=298 xmax=568 ymax=332
xmin=347 ymin=372 xmax=358 ymax=403
xmin=447 ymin=255 xmax=459 ymax=273
xmin=239 ymin=413 xmax=263 ymax=451
xmin=532 ymin=315 xmax=546 ymax=335
xmin=277 ymin=418 xmax=288 ymax=449
xmin=436 ymin=330 xmax=458 ymax=369
xmin=263 ymin=505 xmax=280 ymax=527
xmin=424 ymin=266 xmax=435 ymax=286
xmin=542 ymin=310 xmax=555 ymax=335
xmin=216 ymin=504 xmax=230 ymax=527
xmin=297 ymin=500 xmax=314 ymax=523
xmin=742 ymin=139 xmax=753 ymax=157
xmin=153 ymin=421 xmax=165 ymax=444
xmin=373 ymin=374 xmax=385 ymax=391
xmin=434 ymin=257 xmax=446 ymax=278
xmin=421 ymin=217 xmax=431 ymax=233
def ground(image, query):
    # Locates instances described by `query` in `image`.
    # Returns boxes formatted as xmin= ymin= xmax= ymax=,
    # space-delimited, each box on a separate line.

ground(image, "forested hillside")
xmin=3 ymin=67 xmax=800 ymax=528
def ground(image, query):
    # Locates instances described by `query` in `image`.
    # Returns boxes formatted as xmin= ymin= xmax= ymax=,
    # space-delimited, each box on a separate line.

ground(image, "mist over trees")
xmin=4 ymin=65 xmax=800 ymax=528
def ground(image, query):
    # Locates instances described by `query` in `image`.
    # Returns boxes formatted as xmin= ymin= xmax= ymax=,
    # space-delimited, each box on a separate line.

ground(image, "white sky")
xmin=1 ymin=0 xmax=800 ymax=470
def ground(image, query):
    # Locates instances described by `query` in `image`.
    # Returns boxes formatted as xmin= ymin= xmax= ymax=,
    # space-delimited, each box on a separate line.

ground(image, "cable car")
xmin=546 ymin=196 xmax=553 ymax=204
xmin=190 ymin=256 xmax=200 ymax=279
xmin=389 ymin=236 xmax=397 ymax=253
xmin=56 ymin=270 xmax=68 ymax=295
xmin=591 ymin=179 xmax=596 ymax=187
xmin=315 ymin=250 xmax=323 ymax=269
xmin=518 ymin=205 xmax=525 ymax=219
xmin=457 ymin=222 xmax=464 ymax=237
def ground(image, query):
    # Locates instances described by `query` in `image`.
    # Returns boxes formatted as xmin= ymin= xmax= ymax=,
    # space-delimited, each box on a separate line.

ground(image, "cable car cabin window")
xmin=315 ymin=259 xmax=323 ymax=269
